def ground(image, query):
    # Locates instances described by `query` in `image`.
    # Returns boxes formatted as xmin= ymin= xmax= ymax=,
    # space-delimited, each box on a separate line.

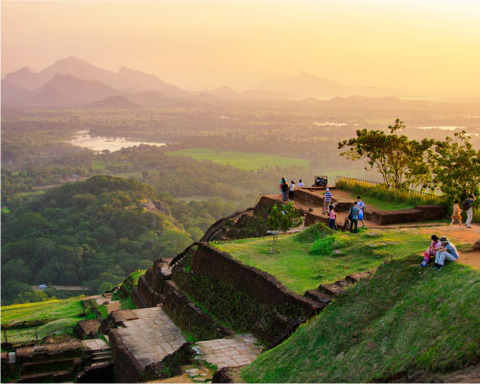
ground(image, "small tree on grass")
xmin=268 ymin=203 xmax=303 ymax=253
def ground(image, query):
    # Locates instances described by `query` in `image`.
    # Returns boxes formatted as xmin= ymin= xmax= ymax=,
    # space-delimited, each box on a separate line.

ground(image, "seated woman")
xmin=420 ymin=234 xmax=441 ymax=267
xmin=434 ymin=237 xmax=460 ymax=271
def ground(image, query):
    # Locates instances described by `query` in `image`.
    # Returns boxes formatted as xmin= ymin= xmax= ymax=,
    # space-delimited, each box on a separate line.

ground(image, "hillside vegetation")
xmin=242 ymin=256 xmax=480 ymax=382
xmin=1 ymin=175 xmax=192 ymax=304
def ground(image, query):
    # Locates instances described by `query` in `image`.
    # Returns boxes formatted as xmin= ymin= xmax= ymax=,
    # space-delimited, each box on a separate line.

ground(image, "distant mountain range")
xmin=3 ymin=56 xmax=464 ymax=109
xmin=256 ymin=71 xmax=399 ymax=98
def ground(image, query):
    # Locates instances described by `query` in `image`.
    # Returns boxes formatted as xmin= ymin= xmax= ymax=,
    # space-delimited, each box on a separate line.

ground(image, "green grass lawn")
xmin=166 ymin=148 xmax=310 ymax=171
xmin=1 ymin=297 xmax=87 ymax=344
xmin=345 ymin=193 xmax=416 ymax=211
xmin=242 ymin=257 xmax=480 ymax=382
xmin=212 ymin=226 xmax=431 ymax=295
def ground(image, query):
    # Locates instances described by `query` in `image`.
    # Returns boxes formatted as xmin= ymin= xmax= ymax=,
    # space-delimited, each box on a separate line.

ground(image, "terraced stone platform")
xmin=115 ymin=307 xmax=187 ymax=367
xmin=109 ymin=307 xmax=192 ymax=382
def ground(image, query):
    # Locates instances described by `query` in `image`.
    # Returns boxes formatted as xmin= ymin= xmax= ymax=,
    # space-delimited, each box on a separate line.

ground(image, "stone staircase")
xmin=18 ymin=356 xmax=82 ymax=383
xmin=305 ymin=271 xmax=374 ymax=307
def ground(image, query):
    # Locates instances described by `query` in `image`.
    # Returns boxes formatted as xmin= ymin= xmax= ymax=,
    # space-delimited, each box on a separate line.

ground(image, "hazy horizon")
xmin=2 ymin=0 xmax=480 ymax=97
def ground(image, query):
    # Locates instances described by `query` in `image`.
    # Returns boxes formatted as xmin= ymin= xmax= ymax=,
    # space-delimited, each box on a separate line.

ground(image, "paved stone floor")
xmin=116 ymin=307 xmax=187 ymax=368
xmin=194 ymin=334 xmax=263 ymax=368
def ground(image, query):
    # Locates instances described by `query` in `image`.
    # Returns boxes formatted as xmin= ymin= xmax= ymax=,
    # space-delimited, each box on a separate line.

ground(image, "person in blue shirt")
xmin=349 ymin=202 xmax=360 ymax=233
xmin=434 ymin=236 xmax=460 ymax=270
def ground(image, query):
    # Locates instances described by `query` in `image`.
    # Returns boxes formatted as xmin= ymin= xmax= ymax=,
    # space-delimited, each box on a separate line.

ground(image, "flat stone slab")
xmin=194 ymin=334 xmax=263 ymax=368
xmin=115 ymin=307 xmax=187 ymax=368
xmin=81 ymin=339 xmax=110 ymax=352
xmin=75 ymin=319 xmax=101 ymax=339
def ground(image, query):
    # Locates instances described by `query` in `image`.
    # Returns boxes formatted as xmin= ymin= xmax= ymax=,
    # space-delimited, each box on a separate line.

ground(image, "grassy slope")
xmin=166 ymin=148 xmax=310 ymax=171
xmin=1 ymin=297 xmax=86 ymax=344
xmin=213 ymin=227 xmax=429 ymax=294
xmin=242 ymin=257 xmax=480 ymax=382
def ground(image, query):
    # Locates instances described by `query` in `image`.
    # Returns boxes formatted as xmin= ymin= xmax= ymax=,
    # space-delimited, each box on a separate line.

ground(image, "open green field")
xmin=1 ymin=297 xmax=88 ymax=344
xmin=242 ymin=257 xmax=480 ymax=382
xmin=166 ymin=148 xmax=310 ymax=171
xmin=212 ymin=226 xmax=438 ymax=295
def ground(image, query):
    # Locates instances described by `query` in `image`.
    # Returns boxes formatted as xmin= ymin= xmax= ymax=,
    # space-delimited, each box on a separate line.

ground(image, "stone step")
xmin=19 ymin=369 xmax=71 ymax=383
xmin=91 ymin=351 xmax=112 ymax=359
xmin=20 ymin=357 xmax=81 ymax=375
xmin=92 ymin=355 xmax=112 ymax=363
xmin=304 ymin=290 xmax=333 ymax=306
xmin=345 ymin=271 xmax=373 ymax=284
xmin=317 ymin=282 xmax=345 ymax=297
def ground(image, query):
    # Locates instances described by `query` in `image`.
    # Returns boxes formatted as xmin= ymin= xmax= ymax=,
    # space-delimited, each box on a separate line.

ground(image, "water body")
xmin=69 ymin=130 xmax=165 ymax=153
xmin=313 ymin=122 xmax=348 ymax=127
xmin=418 ymin=126 xmax=465 ymax=131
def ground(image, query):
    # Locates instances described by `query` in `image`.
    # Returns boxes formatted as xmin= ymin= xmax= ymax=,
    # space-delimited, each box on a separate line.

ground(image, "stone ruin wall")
xmin=133 ymin=243 xmax=320 ymax=347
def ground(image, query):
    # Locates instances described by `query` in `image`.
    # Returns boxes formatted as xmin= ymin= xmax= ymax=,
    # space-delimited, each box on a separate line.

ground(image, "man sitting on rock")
xmin=434 ymin=237 xmax=460 ymax=271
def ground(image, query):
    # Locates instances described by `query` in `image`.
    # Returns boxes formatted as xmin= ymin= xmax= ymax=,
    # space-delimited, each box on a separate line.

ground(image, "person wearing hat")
xmin=434 ymin=236 xmax=460 ymax=270
xmin=323 ymin=188 xmax=333 ymax=214
xmin=420 ymin=234 xmax=441 ymax=267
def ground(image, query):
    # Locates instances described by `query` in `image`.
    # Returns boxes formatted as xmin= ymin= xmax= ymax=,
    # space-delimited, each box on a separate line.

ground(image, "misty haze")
xmin=1 ymin=1 xmax=480 ymax=383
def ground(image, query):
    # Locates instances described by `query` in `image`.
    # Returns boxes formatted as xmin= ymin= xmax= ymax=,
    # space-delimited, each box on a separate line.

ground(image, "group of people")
xmin=450 ymin=194 xmax=476 ymax=228
xmin=325 ymin=192 xmax=366 ymax=233
xmin=422 ymin=235 xmax=460 ymax=270
xmin=279 ymin=178 xmax=305 ymax=202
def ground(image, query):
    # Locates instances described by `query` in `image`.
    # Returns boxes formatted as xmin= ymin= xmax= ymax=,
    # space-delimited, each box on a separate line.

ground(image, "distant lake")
xmin=69 ymin=130 xmax=165 ymax=153
xmin=418 ymin=126 xmax=465 ymax=131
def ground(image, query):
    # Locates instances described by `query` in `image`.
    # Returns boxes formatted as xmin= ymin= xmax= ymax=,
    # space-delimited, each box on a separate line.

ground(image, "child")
xmin=420 ymin=234 xmax=440 ymax=267
xmin=450 ymin=200 xmax=463 ymax=226
xmin=328 ymin=205 xmax=337 ymax=229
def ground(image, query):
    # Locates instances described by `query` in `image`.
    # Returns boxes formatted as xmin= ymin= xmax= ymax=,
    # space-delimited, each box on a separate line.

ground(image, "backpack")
xmin=462 ymin=199 xmax=471 ymax=210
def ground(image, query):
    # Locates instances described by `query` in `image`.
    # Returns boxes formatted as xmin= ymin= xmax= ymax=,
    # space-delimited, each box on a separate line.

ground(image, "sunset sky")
xmin=2 ymin=0 xmax=480 ymax=95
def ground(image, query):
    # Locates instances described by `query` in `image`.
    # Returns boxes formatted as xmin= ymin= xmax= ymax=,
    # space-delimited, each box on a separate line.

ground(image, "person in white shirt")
xmin=298 ymin=179 xmax=304 ymax=187
xmin=356 ymin=196 xmax=366 ymax=227
xmin=289 ymin=181 xmax=296 ymax=200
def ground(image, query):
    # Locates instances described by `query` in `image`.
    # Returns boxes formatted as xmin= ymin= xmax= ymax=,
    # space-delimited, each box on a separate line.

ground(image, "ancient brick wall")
xmin=191 ymin=244 xmax=314 ymax=308
xmin=109 ymin=330 xmax=143 ymax=383
xmin=183 ymin=243 xmax=320 ymax=346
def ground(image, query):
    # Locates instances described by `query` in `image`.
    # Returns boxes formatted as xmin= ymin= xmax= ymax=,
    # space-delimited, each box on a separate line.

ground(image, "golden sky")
xmin=2 ymin=0 xmax=480 ymax=95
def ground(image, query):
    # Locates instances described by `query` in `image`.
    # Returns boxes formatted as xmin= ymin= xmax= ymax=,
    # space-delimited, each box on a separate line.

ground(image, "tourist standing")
xmin=434 ymin=237 xmax=460 ymax=270
xmin=450 ymin=200 xmax=463 ymax=226
xmin=349 ymin=202 xmax=360 ymax=233
xmin=356 ymin=196 xmax=366 ymax=227
xmin=323 ymin=188 xmax=333 ymax=214
xmin=464 ymin=194 xmax=476 ymax=228
xmin=328 ymin=205 xmax=337 ymax=229
xmin=298 ymin=179 xmax=304 ymax=187
xmin=289 ymin=181 xmax=296 ymax=201
xmin=281 ymin=180 xmax=289 ymax=202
